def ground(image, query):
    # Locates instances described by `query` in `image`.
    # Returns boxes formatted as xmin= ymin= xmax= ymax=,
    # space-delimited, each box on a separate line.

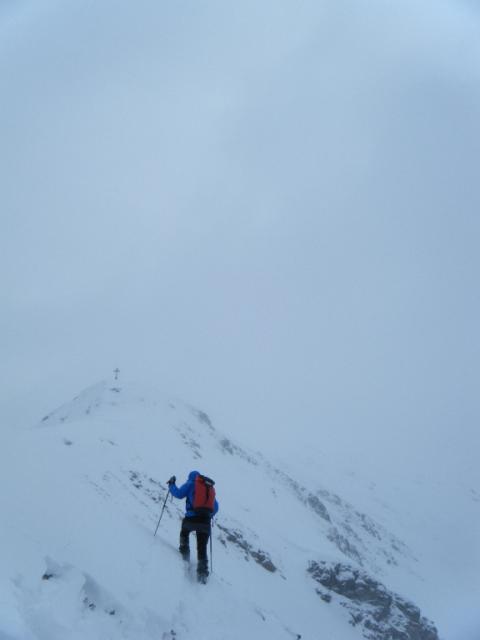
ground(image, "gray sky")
xmin=1 ymin=3 xmax=480 ymax=637
xmin=1 ymin=0 xmax=480 ymax=482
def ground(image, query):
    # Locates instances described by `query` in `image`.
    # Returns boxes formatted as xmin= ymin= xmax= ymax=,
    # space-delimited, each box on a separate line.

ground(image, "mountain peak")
xmin=38 ymin=378 xmax=179 ymax=427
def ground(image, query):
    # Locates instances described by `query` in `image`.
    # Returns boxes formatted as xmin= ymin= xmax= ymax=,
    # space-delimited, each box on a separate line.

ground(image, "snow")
xmin=2 ymin=377 xmax=476 ymax=638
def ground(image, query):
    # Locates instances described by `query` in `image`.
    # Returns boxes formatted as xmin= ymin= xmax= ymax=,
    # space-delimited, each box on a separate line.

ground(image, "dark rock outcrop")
xmin=308 ymin=561 xmax=439 ymax=640
xmin=217 ymin=523 xmax=277 ymax=573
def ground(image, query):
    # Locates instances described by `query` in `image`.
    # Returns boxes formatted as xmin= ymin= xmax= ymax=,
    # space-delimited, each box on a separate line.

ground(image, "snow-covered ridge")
xmin=39 ymin=379 xmax=170 ymax=426
xmin=0 ymin=379 xmax=441 ymax=639
xmin=41 ymin=379 xmax=414 ymax=573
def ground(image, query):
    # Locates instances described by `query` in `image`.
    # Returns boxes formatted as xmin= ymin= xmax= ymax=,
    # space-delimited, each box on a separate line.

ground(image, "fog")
xmin=1 ymin=2 xmax=480 ymax=637
xmin=1 ymin=0 xmax=479 ymax=487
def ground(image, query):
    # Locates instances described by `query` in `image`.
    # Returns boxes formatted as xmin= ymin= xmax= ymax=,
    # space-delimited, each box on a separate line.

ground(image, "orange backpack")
xmin=192 ymin=475 xmax=216 ymax=515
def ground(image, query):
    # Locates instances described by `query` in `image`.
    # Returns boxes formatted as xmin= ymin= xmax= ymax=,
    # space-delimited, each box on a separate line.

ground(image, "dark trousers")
xmin=179 ymin=516 xmax=211 ymax=572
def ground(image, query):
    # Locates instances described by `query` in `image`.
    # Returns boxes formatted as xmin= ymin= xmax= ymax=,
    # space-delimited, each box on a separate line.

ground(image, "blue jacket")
xmin=169 ymin=470 xmax=219 ymax=518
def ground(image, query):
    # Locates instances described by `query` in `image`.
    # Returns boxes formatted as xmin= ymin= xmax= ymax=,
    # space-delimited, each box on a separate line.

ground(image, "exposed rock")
xmin=189 ymin=407 xmax=215 ymax=432
xmin=217 ymin=436 xmax=259 ymax=466
xmin=267 ymin=465 xmax=412 ymax=572
xmin=128 ymin=470 xmax=165 ymax=504
xmin=272 ymin=468 xmax=331 ymax=523
xmin=308 ymin=561 xmax=439 ymax=640
xmin=217 ymin=523 xmax=277 ymax=573
xmin=306 ymin=493 xmax=332 ymax=522
xmin=327 ymin=528 xmax=363 ymax=565
xmin=176 ymin=425 xmax=202 ymax=458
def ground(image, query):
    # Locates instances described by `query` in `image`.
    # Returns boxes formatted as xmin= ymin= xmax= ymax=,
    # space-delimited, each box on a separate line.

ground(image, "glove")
xmin=167 ymin=475 xmax=176 ymax=486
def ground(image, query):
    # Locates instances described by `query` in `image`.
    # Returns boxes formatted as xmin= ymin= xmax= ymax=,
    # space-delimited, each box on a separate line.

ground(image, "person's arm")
xmin=169 ymin=479 xmax=190 ymax=499
xmin=213 ymin=498 xmax=219 ymax=516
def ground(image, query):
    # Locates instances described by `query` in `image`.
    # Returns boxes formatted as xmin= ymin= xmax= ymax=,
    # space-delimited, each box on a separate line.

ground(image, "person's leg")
xmin=179 ymin=518 xmax=191 ymax=561
xmin=196 ymin=530 xmax=210 ymax=579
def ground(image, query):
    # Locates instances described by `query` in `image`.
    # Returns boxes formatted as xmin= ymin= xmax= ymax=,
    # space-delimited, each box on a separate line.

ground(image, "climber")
xmin=167 ymin=471 xmax=219 ymax=583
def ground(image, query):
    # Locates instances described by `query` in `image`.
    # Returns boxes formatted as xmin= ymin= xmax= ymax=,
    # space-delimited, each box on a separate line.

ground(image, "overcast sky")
xmin=1 ymin=0 xmax=479 ymax=479
xmin=1 ymin=2 xmax=480 ymax=637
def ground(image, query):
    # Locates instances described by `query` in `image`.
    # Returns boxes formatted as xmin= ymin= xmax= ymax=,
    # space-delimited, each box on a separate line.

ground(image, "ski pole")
xmin=210 ymin=519 xmax=214 ymax=574
xmin=154 ymin=486 xmax=170 ymax=537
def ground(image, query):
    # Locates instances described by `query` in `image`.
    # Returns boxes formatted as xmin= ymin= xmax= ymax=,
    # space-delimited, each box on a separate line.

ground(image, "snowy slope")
xmin=0 ymin=377 xmax=454 ymax=639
